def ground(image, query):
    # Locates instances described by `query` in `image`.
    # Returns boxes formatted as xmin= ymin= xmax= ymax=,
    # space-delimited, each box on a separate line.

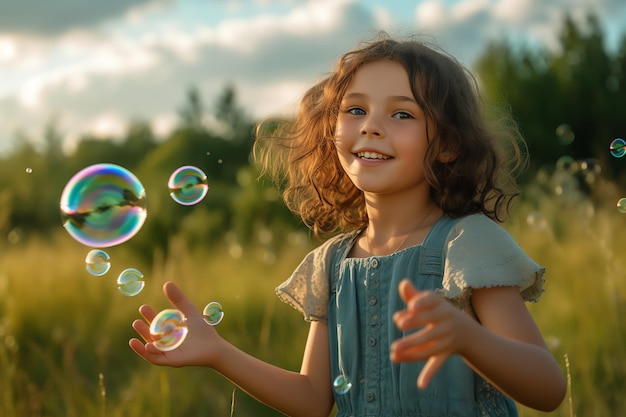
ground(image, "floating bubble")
xmin=610 ymin=138 xmax=626 ymax=158
xmin=202 ymin=302 xmax=224 ymax=326
xmin=555 ymin=124 xmax=575 ymax=145
xmin=617 ymin=198 xmax=626 ymax=214
xmin=117 ymin=268 xmax=145 ymax=296
xmin=526 ymin=211 xmax=547 ymax=231
xmin=555 ymin=156 xmax=577 ymax=173
xmin=25 ymin=167 xmax=32 ymax=174
xmin=333 ymin=374 xmax=352 ymax=395
xmin=60 ymin=164 xmax=147 ymax=248
xmin=85 ymin=249 xmax=111 ymax=276
xmin=168 ymin=166 xmax=208 ymax=206
xmin=150 ymin=309 xmax=188 ymax=352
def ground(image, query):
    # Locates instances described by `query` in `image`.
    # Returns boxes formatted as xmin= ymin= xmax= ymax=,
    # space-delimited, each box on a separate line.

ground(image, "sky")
xmin=0 ymin=0 xmax=624 ymax=156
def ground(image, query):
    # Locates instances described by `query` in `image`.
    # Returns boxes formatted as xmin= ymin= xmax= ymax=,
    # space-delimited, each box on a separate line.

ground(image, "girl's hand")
xmin=390 ymin=279 xmax=474 ymax=389
xmin=129 ymin=281 xmax=223 ymax=368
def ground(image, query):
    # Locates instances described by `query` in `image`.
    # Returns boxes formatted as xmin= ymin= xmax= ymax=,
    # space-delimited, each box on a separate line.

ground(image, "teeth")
xmin=357 ymin=151 xmax=390 ymax=160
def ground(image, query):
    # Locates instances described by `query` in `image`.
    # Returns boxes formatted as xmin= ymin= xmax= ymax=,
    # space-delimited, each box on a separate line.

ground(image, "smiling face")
xmin=334 ymin=59 xmax=431 ymax=199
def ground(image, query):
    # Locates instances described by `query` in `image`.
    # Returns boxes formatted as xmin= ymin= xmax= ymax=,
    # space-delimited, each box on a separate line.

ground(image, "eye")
xmin=392 ymin=111 xmax=413 ymax=119
xmin=347 ymin=107 xmax=366 ymax=116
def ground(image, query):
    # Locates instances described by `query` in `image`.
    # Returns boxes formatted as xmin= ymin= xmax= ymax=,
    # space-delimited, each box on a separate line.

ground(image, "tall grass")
xmin=1 ymin=177 xmax=625 ymax=416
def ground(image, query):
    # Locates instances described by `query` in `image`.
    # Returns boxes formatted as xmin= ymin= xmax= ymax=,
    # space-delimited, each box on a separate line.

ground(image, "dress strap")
xmin=418 ymin=215 xmax=463 ymax=276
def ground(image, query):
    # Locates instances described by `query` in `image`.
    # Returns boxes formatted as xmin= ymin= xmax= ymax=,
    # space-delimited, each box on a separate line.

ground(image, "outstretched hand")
xmin=129 ymin=281 xmax=222 ymax=368
xmin=390 ymin=279 xmax=473 ymax=389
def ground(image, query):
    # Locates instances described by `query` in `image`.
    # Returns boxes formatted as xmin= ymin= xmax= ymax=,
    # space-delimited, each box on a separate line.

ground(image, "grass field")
xmin=1 ymin=177 xmax=625 ymax=416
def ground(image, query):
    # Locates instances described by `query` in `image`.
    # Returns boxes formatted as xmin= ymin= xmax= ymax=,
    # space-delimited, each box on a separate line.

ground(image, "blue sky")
xmin=0 ymin=0 xmax=624 ymax=155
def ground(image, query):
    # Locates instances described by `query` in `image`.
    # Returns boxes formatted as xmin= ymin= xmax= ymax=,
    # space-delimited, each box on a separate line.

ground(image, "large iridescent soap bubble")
xmin=60 ymin=164 xmax=147 ymax=247
xmin=150 ymin=309 xmax=188 ymax=351
xmin=168 ymin=165 xmax=208 ymax=205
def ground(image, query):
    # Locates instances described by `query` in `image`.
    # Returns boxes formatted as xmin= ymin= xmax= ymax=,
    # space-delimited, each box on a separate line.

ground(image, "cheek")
xmin=334 ymin=116 xmax=357 ymax=147
xmin=334 ymin=115 xmax=346 ymax=139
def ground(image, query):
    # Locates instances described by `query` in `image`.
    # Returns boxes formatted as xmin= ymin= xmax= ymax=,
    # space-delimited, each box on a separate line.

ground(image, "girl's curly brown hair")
xmin=255 ymin=33 xmax=527 ymax=240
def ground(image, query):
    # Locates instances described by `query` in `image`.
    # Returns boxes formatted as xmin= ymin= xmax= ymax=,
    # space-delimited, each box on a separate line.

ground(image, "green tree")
xmin=178 ymin=86 xmax=206 ymax=132
xmin=474 ymin=13 xmax=625 ymax=183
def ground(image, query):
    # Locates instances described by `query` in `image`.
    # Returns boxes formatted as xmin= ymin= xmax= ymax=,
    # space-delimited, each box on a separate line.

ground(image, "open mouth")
xmin=356 ymin=151 xmax=392 ymax=160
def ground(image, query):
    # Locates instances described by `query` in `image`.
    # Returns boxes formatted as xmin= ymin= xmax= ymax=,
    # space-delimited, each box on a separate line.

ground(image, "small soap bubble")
xmin=526 ymin=211 xmax=547 ymax=231
xmin=85 ymin=249 xmax=111 ymax=276
xmin=617 ymin=198 xmax=626 ymax=214
xmin=333 ymin=374 xmax=352 ymax=395
xmin=202 ymin=302 xmax=224 ymax=326
xmin=556 ymin=124 xmax=575 ymax=145
xmin=60 ymin=163 xmax=147 ymax=248
xmin=555 ymin=156 xmax=577 ymax=173
xmin=610 ymin=138 xmax=626 ymax=158
xmin=25 ymin=167 xmax=32 ymax=174
xmin=150 ymin=309 xmax=188 ymax=351
xmin=168 ymin=166 xmax=209 ymax=206
xmin=117 ymin=268 xmax=145 ymax=296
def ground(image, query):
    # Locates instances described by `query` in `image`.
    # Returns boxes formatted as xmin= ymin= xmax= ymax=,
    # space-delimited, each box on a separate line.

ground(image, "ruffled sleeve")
xmin=441 ymin=214 xmax=545 ymax=314
xmin=276 ymin=233 xmax=354 ymax=322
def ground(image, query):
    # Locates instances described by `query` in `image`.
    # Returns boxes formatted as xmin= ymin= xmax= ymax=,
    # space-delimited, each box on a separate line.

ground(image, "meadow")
xmin=0 ymin=167 xmax=625 ymax=416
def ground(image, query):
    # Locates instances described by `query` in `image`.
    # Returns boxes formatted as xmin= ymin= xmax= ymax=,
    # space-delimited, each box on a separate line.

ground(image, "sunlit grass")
xmin=1 ymin=179 xmax=625 ymax=416
xmin=0 ymin=228 xmax=313 ymax=416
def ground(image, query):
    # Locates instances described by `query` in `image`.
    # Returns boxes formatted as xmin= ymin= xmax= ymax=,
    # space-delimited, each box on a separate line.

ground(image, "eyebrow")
xmin=342 ymin=92 xmax=417 ymax=103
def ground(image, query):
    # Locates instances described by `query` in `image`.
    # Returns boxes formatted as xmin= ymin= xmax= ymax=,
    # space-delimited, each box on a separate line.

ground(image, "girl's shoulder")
xmin=440 ymin=214 xmax=545 ymax=314
xmin=449 ymin=213 xmax=503 ymax=235
xmin=275 ymin=230 xmax=360 ymax=322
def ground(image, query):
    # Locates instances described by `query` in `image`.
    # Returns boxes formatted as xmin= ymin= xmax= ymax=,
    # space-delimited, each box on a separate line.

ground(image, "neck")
xmin=364 ymin=201 xmax=440 ymax=256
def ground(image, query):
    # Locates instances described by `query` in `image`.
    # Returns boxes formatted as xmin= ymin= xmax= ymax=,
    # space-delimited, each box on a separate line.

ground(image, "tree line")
xmin=0 ymin=12 xmax=623 ymax=259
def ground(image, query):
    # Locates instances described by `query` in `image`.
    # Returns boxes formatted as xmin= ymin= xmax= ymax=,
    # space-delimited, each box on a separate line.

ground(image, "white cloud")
xmin=372 ymin=6 xmax=394 ymax=30
xmin=416 ymin=0 xmax=446 ymax=30
xmin=452 ymin=0 xmax=489 ymax=22
xmin=90 ymin=112 xmax=128 ymax=138
xmin=493 ymin=0 xmax=534 ymax=22
xmin=0 ymin=0 xmax=624 ymax=156
xmin=0 ymin=37 xmax=17 ymax=63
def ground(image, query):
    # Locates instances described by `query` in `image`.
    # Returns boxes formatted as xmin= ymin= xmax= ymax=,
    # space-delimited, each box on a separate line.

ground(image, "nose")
xmin=359 ymin=113 xmax=384 ymax=138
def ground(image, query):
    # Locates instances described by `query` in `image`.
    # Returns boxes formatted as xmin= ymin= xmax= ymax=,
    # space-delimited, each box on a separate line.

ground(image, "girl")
xmin=129 ymin=34 xmax=566 ymax=416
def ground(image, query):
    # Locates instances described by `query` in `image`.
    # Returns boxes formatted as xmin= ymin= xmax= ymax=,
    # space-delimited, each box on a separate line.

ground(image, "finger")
xmin=391 ymin=335 xmax=440 ymax=363
xmin=418 ymin=355 xmax=448 ymax=389
xmin=128 ymin=339 xmax=167 ymax=364
xmin=394 ymin=298 xmax=446 ymax=330
xmin=138 ymin=304 xmax=157 ymax=323
xmin=398 ymin=279 xmax=419 ymax=304
xmin=132 ymin=319 xmax=153 ymax=343
xmin=163 ymin=281 xmax=200 ymax=317
xmin=406 ymin=291 xmax=440 ymax=312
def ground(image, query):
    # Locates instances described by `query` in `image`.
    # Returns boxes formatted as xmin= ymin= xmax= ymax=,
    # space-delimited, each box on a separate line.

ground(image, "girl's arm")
xmin=391 ymin=280 xmax=566 ymax=411
xmin=129 ymin=281 xmax=334 ymax=417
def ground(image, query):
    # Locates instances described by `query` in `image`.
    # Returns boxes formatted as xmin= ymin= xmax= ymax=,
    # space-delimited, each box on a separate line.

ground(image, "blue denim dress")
xmin=277 ymin=215 xmax=545 ymax=417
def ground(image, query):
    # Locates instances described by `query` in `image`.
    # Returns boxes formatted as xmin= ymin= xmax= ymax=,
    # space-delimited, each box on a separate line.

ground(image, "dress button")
xmin=371 ymin=314 xmax=378 ymax=321
xmin=368 ymin=336 xmax=377 ymax=347
xmin=368 ymin=296 xmax=377 ymax=306
xmin=366 ymin=392 xmax=375 ymax=402
xmin=370 ymin=258 xmax=379 ymax=268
